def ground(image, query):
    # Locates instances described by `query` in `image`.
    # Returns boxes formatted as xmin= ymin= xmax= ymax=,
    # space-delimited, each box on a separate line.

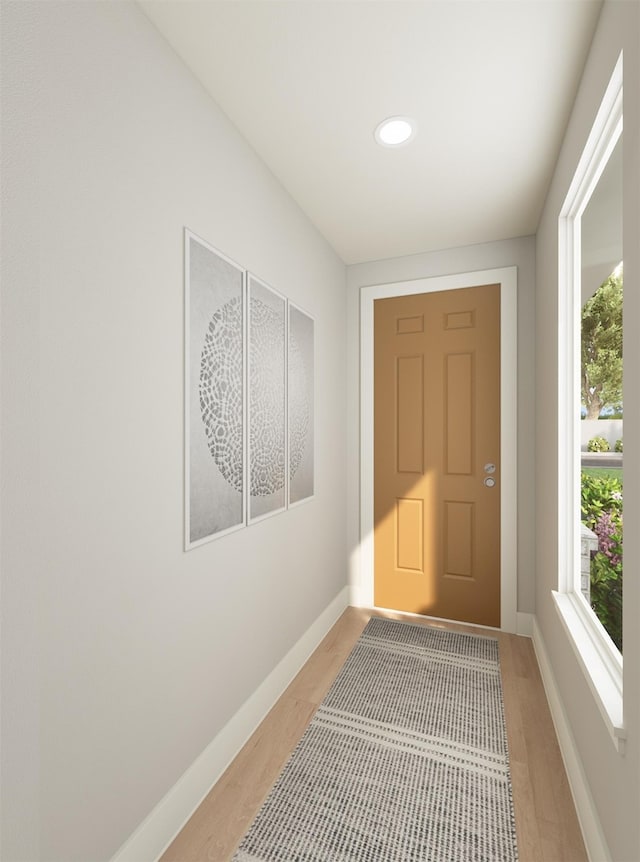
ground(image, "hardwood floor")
xmin=160 ymin=607 xmax=588 ymax=862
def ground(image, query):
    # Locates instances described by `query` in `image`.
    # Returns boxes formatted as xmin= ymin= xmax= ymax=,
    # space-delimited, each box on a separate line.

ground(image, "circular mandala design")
xmin=199 ymin=297 xmax=244 ymax=492
xmin=199 ymin=296 xmax=310 ymax=496
xmin=249 ymin=298 xmax=286 ymax=496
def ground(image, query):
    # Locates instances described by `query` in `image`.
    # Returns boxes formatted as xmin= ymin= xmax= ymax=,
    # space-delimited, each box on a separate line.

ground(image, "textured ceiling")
xmin=141 ymin=0 xmax=603 ymax=264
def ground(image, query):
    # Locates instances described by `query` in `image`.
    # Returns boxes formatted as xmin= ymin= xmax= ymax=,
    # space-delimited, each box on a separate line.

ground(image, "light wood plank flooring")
xmin=161 ymin=607 xmax=587 ymax=862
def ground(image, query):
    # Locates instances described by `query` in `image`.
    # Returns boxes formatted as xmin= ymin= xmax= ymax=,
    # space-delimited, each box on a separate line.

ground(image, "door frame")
xmin=359 ymin=266 xmax=518 ymax=633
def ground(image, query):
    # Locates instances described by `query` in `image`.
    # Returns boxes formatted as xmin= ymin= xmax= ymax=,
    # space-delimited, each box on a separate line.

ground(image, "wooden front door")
xmin=373 ymin=284 xmax=501 ymax=627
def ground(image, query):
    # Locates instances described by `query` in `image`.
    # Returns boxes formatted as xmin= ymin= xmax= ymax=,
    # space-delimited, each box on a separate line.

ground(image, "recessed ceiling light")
xmin=374 ymin=116 xmax=416 ymax=147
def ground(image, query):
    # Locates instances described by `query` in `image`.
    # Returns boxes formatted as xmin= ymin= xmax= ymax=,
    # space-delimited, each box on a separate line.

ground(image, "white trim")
xmin=109 ymin=587 xmax=350 ymax=862
xmin=287 ymin=300 xmax=316 ymax=509
xmin=285 ymin=298 xmax=290 ymax=511
xmin=358 ymin=266 xmax=518 ymax=633
xmin=560 ymin=56 xmax=623 ymax=226
xmin=348 ymin=581 xmax=368 ymax=609
xmin=556 ymin=54 xmax=623 ymax=746
xmin=532 ymin=618 xmax=613 ymax=862
xmin=552 ymin=592 xmax=625 ymax=751
xmin=557 ymin=53 xmax=623 ymax=596
xmin=242 ymin=265 xmax=248 ymax=528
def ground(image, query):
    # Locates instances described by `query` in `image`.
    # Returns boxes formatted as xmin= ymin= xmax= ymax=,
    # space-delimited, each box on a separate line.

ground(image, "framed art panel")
xmin=288 ymin=302 xmax=315 ymax=506
xmin=247 ymin=274 xmax=287 ymax=523
xmin=185 ymin=229 xmax=246 ymax=549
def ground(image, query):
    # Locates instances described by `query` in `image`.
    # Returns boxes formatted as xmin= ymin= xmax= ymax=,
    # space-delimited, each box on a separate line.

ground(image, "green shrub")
xmin=591 ymin=549 xmax=622 ymax=650
xmin=588 ymin=436 xmax=610 ymax=452
xmin=581 ymin=473 xmax=622 ymax=529
xmin=615 ymin=438 xmax=623 ymax=453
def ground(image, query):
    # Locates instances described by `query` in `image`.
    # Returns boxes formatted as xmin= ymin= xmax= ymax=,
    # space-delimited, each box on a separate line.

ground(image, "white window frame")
xmin=555 ymin=52 xmax=625 ymax=753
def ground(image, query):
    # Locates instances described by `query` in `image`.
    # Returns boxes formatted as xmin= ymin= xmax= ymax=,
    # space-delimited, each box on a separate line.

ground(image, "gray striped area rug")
xmin=232 ymin=617 xmax=518 ymax=861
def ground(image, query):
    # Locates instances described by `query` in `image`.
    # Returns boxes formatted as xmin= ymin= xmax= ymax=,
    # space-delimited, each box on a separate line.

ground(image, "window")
xmin=555 ymin=54 xmax=625 ymax=752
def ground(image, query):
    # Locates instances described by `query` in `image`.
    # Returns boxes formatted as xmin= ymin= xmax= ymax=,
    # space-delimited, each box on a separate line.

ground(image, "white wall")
xmin=346 ymin=236 xmax=536 ymax=615
xmin=581 ymin=418 xmax=623 ymax=450
xmin=0 ymin=3 xmax=347 ymax=860
xmin=535 ymin=1 xmax=640 ymax=859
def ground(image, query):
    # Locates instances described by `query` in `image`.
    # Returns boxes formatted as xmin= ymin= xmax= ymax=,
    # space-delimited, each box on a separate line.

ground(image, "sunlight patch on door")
xmin=396 ymin=355 xmax=424 ymax=474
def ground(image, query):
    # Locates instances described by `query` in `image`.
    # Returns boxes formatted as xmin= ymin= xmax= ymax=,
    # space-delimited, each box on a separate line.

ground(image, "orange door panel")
xmin=373 ymin=284 xmax=501 ymax=627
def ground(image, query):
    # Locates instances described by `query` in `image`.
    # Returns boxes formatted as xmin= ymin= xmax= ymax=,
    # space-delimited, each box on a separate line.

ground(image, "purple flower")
xmin=594 ymin=511 xmax=622 ymax=566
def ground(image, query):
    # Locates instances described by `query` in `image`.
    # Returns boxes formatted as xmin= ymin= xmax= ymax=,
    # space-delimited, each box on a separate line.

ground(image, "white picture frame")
xmin=247 ymin=274 xmax=288 ymax=524
xmin=288 ymin=301 xmax=315 ymax=507
xmin=185 ymin=229 xmax=246 ymax=549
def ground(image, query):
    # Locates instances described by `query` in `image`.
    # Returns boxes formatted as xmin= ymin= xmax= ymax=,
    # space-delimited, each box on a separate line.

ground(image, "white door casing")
xmin=358 ymin=267 xmax=518 ymax=633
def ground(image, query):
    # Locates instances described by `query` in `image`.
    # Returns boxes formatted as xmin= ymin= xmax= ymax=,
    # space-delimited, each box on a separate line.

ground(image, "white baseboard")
xmin=348 ymin=581 xmax=368 ymax=609
xmin=532 ymin=618 xmax=612 ymax=862
xmin=110 ymin=586 xmax=350 ymax=862
xmin=516 ymin=612 xmax=534 ymax=637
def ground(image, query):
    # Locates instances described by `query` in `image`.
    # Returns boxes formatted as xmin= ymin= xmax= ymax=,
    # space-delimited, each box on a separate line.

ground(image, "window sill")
xmin=552 ymin=590 xmax=625 ymax=754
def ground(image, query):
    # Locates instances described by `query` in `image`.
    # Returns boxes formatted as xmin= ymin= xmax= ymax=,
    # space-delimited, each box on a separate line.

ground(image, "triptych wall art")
xmin=185 ymin=229 xmax=314 ymax=550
